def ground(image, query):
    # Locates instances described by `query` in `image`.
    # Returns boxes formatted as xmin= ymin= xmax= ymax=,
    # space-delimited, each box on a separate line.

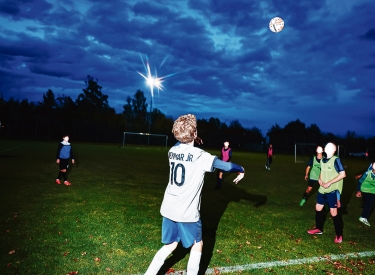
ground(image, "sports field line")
xmin=136 ymin=250 xmax=375 ymax=275
xmin=0 ymin=144 xmax=24 ymax=153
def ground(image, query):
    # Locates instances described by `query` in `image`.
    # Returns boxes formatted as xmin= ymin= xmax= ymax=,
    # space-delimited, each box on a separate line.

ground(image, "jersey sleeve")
xmin=213 ymin=158 xmax=244 ymax=173
xmin=307 ymin=157 xmax=313 ymax=167
xmin=56 ymin=143 xmax=62 ymax=159
xmin=198 ymin=151 xmax=217 ymax=172
xmin=334 ymin=158 xmax=345 ymax=173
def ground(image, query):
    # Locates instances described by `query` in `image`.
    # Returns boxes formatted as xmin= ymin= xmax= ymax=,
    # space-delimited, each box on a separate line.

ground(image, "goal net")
xmin=295 ymin=143 xmax=317 ymax=163
xmin=122 ymin=132 xmax=168 ymax=149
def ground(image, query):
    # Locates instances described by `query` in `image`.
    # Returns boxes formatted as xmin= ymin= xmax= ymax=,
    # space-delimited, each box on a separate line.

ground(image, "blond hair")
xmin=172 ymin=114 xmax=197 ymax=143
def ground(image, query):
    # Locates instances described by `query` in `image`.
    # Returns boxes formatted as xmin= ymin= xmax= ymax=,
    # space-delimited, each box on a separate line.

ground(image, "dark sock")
xmin=57 ymin=171 xmax=62 ymax=179
xmin=333 ymin=215 xmax=343 ymax=237
xmin=216 ymin=178 xmax=222 ymax=189
xmin=62 ymin=172 xmax=67 ymax=181
xmin=315 ymin=210 xmax=325 ymax=231
xmin=303 ymin=192 xmax=308 ymax=200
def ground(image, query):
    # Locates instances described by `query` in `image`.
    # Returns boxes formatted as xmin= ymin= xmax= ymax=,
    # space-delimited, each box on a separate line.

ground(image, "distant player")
xmin=265 ymin=143 xmax=274 ymax=170
xmin=300 ymin=146 xmax=323 ymax=206
xmin=144 ymin=114 xmax=245 ymax=275
xmin=56 ymin=134 xmax=74 ymax=185
xmin=307 ymin=142 xmax=346 ymax=243
xmin=216 ymin=141 xmax=232 ymax=189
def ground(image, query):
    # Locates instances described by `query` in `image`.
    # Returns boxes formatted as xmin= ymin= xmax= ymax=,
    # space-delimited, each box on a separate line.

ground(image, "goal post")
xmin=337 ymin=145 xmax=346 ymax=159
xmin=295 ymin=143 xmax=316 ymax=163
xmin=122 ymin=132 xmax=168 ymax=149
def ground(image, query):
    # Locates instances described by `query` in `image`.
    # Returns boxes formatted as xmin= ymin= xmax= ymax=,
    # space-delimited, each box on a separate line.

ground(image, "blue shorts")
xmin=162 ymin=217 xmax=202 ymax=248
xmin=317 ymin=190 xmax=341 ymax=208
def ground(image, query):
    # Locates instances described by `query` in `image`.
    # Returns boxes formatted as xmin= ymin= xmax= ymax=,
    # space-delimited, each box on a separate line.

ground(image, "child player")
xmin=144 ymin=114 xmax=245 ymax=275
xmin=300 ymin=146 xmax=323 ymax=206
xmin=215 ymin=141 xmax=232 ymax=189
xmin=307 ymin=142 xmax=346 ymax=243
xmin=355 ymin=161 xmax=375 ymax=226
xmin=56 ymin=135 xmax=75 ymax=185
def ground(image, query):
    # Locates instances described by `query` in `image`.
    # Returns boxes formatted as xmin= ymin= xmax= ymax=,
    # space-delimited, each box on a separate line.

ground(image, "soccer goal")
xmin=337 ymin=145 xmax=346 ymax=159
xmin=295 ymin=143 xmax=317 ymax=163
xmin=122 ymin=132 xmax=168 ymax=149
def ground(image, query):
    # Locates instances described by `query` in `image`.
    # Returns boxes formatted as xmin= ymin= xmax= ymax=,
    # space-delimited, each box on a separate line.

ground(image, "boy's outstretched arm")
xmin=213 ymin=158 xmax=245 ymax=184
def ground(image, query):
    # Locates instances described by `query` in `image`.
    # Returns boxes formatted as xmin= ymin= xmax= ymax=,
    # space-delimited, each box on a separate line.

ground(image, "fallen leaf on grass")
xmin=6 ymin=230 xmax=10 ymax=233
xmin=8 ymin=250 xmax=15 ymax=255
xmin=213 ymin=267 xmax=220 ymax=275
xmin=166 ymin=268 xmax=175 ymax=274
xmin=257 ymin=246 xmax=262 ymax=249
xmin=81 ymin=252 xmax=87 ymax=256
xmin=295 ymin=238 xmax=302 ymax=243
xmin=7 ymin=263 xmax=11 ymax=267
xmin=94 ymin=257 xmax=101 ymax=263
xmin=66 ymin=272 xmax=78 ymax=275
xmin=106 ymin=267 xmax=112 ymax=272
xmin=73 ymin=258 xmax=79 ymax=262
xmin=103 ymin=242 xmax=107 ymax=246
xmin=63 ymin=252 xmax=69 ymax=256
xmin=216 ymin=249 xmax=222 ymax=253
xmin=246 ymin=241 xmax=250 ymax=245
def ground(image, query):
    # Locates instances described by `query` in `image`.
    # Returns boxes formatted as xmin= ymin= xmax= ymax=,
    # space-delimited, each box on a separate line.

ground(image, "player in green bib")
xmin=307 ymin=142 xmax=346 ymax=243
xmin=300 ymin=146 xmax=323 ymax=206
xmin=355 ymin=162 xmax=375 ymax=226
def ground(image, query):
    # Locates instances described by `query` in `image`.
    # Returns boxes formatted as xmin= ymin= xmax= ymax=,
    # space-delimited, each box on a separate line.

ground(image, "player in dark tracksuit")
xmin=56 ymin=135 xmax=74 ymax=185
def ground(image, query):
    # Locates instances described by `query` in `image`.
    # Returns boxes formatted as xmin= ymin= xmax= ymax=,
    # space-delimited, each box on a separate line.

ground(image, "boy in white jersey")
xmin=145 ymin=114 xmax=245 ymax=275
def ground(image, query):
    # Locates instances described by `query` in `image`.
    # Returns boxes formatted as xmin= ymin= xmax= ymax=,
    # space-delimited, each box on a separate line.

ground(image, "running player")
xmin=300 ymin=146 xmax=323 ymax=206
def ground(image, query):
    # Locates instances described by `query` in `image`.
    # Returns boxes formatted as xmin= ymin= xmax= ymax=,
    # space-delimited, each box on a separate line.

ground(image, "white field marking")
xmin=0 ymin=144 xmax=24 ymax=153
xmin=136 ymin=250 xmax=375 ymax=275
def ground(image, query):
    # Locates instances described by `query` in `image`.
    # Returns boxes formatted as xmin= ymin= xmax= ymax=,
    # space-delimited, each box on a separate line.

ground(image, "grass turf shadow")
xmin=157 ymin=179 xmax=268 ymax=274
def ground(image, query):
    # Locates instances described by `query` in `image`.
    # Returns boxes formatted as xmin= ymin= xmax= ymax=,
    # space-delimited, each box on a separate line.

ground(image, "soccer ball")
xmin=269 ymin=17 xmax=285 ymax=33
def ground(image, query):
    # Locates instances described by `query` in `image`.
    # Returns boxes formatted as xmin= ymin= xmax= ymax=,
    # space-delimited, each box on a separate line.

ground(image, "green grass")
xmin=1 ymin=140 xmax=375 ymax=275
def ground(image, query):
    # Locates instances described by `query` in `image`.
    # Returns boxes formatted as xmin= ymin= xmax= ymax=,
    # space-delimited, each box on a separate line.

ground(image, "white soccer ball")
xmin=269 ymin=17 xmax=285 ymax=33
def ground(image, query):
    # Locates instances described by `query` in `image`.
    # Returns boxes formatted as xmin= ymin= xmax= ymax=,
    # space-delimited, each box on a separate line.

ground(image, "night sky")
xmin=1 ymin=0 xmax=374 ymax=137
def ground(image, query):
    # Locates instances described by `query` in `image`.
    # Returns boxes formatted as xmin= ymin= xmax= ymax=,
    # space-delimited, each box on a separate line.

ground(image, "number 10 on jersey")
xmin=170 ymin=162 xmax=186 ymax=186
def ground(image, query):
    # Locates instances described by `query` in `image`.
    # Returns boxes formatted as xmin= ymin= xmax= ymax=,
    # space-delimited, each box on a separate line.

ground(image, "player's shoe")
xmin=267 ymin=167 xmax=271 ymax=170
xmin=307 ymin=228 xmax=323 ymax=235
xmin=359 ymin=217 xmax=370 ymax=226
xmin=334 ymin=236 xmax=343 ymax=243
xmin=265 ymin=165 xmax=268 ymax=169
xmin=64 ymin=181 xmax=71 ymax=186
xmin=56 ymin=179 xmax=61 ymax=184
xmin=300 ymin=199 xmax=306 ymax=206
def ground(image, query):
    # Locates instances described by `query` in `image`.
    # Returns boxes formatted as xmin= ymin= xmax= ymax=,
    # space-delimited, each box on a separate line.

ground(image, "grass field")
xmin=1 ymin=140 xmax=375 ymax=275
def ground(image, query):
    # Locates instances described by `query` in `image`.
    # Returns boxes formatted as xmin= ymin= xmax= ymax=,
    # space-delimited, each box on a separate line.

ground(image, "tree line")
xmin=1 ymin=75 xmax=374 ymax=154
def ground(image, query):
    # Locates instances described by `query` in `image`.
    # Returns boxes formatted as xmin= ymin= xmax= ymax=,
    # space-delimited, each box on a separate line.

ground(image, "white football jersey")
xmin=160 ymin=143 xmax=216 ymax=222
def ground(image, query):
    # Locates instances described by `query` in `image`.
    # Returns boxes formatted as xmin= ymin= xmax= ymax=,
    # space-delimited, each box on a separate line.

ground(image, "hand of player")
xmin=72 ymin=159 xmax=75 ymax=164
xmin=354 ymin=174 xmax=362 ymax=180
xmin=304 ymin=175 xmax=308 ymax=181
xmin=56 ymin=159 xmax=60 ymax=164
xmin=356 ymin=191 xmax=362 ymax=198
xmin=322 ymin=182 xmax=330 ymax=189
xmin=233 ymin=172 xmax=244 ymax=184
xmin=194 ymin=136 xmax=203 ymax=145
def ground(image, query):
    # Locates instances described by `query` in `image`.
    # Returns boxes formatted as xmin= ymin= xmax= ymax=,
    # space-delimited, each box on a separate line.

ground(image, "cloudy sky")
xmin=1 ymin=0 xmax=374 ymax=137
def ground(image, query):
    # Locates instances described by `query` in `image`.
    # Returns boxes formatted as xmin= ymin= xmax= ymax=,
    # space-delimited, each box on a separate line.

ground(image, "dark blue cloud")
xmin=0 ymin=0 xmax=374 ymax=137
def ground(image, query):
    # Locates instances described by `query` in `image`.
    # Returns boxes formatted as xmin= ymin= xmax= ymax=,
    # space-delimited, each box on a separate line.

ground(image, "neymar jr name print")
xmin=168 ymin=152 xmax=193 ymax=162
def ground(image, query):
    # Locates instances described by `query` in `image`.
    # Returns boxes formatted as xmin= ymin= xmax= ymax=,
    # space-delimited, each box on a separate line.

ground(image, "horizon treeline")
xmin=1 ymin=75 xmax=375 ymax=153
